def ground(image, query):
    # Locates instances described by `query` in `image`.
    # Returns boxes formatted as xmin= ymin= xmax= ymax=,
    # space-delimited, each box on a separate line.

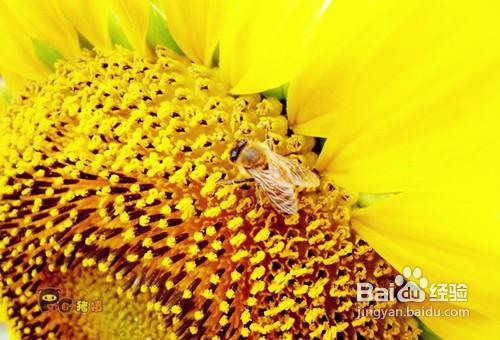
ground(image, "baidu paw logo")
xmin=395 ymin=266 xmax=428 ymax=303
xmin=356 ymin=265 xmax=431 ymax=303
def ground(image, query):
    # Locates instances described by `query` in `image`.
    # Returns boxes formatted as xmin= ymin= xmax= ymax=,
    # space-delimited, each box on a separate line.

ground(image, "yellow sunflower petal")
xmin=0 ymin=70 xmax=26 ymax=94
xmin=220 ymin=0 xmax=327 ymax=94
xmin=159 ymin=0 xmax=225 ymax=66
xmin=416 ymin=306 xmax=500 ymax=339
xmin=0 ymin=303 xmax=5 ymax=323
xmin=0 ymin=2 xmax=49 ymax=83
xmin=111 ymin=0 xmax=150 ymax=55
xmin=288 ymin=0 xmax=500 ymax=193
xmin=0 ymin=304 xmax=20 ymax=340
xmin=2 ymin=0 xmax=80 ymax=61
xmin=352 ymin=192 xmax=500 ymax=337
xmin=56 ymin=0 xmax=113 ymax=49
xmin=0 ymin=92 xmax=6 ymax=109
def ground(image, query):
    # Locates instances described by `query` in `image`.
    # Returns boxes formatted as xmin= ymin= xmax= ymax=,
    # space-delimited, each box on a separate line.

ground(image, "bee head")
xmin=229 ymin=139 xmax=248 ymax=162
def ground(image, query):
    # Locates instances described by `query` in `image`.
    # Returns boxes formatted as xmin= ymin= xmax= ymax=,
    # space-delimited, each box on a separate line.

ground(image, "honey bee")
xmin=226 ymin=139 xmax=320 ymax=214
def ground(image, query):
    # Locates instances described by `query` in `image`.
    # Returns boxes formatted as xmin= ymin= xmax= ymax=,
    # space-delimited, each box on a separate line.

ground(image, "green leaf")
xmin=418 ymin=318 xmax=442 ymax=340
xmin=147 ymin=2 xmax=183 ymax=54
xmin=32 ymin=39 xmax=64 ymax=71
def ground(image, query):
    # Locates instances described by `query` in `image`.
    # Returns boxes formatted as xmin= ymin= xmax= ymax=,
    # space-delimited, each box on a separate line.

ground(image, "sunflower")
xmin=0 ymin=0 xmax=498 ymax=339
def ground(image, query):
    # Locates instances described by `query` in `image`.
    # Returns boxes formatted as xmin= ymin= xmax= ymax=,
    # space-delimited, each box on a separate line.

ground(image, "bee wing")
xmin=247 ymin=167 xmax=298 ymax=215
xmin=266 ymin=150 xmax=320 ymax=188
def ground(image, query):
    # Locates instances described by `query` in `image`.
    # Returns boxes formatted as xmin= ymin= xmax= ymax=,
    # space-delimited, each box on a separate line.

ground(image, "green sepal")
xmin=108 ymin=12 xmax=133 ymax=50
xmin=0 ymin=83 xmax=12 ymax=104
xmin=418 ymin=318 xmax=442 ymax=340
xmin=78 ymin=34 xmax=93 ymax=50
xmin=147 ymin=2 xmax=183 ymax=54
xmin=313 ymin=137 xmax=326 ymax=154
xmin=355 ymin=192 xmax=398 ymax=208
xmin=32 ymin=39 xmax=64 ymax=71
xmin=262 ymin=83 xmax=289 ymax=101
xmin=212 ymin=44 xmax=220 ymax=66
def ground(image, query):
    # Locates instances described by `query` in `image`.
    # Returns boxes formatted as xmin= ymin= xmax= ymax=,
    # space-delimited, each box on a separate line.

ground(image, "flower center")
xmin=0 ymin=47 xmax=419 ymax=338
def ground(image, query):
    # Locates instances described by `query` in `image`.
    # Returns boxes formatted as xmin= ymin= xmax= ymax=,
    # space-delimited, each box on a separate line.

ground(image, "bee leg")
xmin=255 ymin=185 xmax=264 ymax=210
xmin=224 ymin=178 xmax=254 ymax=185
xmin=265 ymin=132 xmax=275 ymax=150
